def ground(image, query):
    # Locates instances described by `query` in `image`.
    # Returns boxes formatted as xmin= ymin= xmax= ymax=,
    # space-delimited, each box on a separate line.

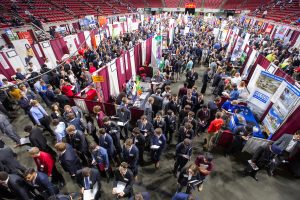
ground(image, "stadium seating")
xmin=203 ymin=0 xmax=223 ymax=9
xmin=165 ymin=0 xmax=181 ymax=8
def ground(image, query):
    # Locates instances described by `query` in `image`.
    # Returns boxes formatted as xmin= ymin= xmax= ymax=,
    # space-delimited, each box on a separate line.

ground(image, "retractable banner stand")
xmin=247 ymin=71 xmax=284 ymax=118
xmin=242 ymin=49 xmax=258 ymax=79
xmin=231 ymin=36 xmax=244 ymax=62
xmin=97 ymin=67 xmax=110 ymax=102
xmin=50 ymin=39 xmax=65 ymax=61
xmin=77 ymin=32 xmax=86 ymax=46
xmin=169 ymin=18 xmax=175 ymax=45
xmin=39 ymin=40 xmax=57 ymax=68
xmin=263 ymin=82 xmax=300 ymax=136
xmin=11 ymin=39 xmax=40 ymax=69
xmin=145 ymin=37 xmax=152 ymax=65
xmin=112 ymin=23 xmax=121 ymax=39
xmin=107 ymin=60 xmax=120 ymax=96
xmin=274 ymin=25 xmax=288 ymax=40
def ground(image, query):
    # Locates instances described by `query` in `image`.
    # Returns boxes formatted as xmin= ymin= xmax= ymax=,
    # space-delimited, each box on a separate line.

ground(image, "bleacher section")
xmin=165 ymin=0 xmax=181 ymax=8
xmin=203 ymin=0 xmax=223 ymax=9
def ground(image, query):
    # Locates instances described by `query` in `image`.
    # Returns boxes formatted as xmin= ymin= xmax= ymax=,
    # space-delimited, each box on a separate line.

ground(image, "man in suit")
xmin=150 ymin=89 xmax=163 ymax=116
xmin=173 ymin=139 xmax=193 ymax=177
xmin=18 ymin=93 xmax=36 ymax=124
xmin=122 ymin=139 xmax=139 ymax=179
xmin=0 ymin=171 xmax=35 ymax=200
xmin=150 ymin=128 xmax=166 ymax=168
xmin=55 ymin=142 xmax=82 ymax=178
xmin=54 ymin=89 xmax=70 ymax=109
xmin=116 ymin=106 xmax=131 ymax=139
xmin=76 ymin=167 xmax=101 ymax=200
xmin=24 ymin=168 xmax=59 ymax=199
xmin=28 ymin=147 xmax=65 ymax=187
xmin=103 ymin=117 xmax=122 ymax=158
xmin=112 ymin=162 xmax=134 ymax=199
xmin=98 ymin=128 xmax=116 ymax=162
xmin=63 ymin=105 xmax=82 ymax=121
xmin=24 ymin=125 xmax=56 ymax=157
xmin=0 ymin=113 xmax=21 ymax=146
xmin=131 ymin=128 xmax=146 ymax=165
xmin=0 ymin=144 xmax=26 ymax=175
xmin=65 ymin=125 xmax=90 ymax=166
xmin=178 ymin=123 xmax=194 ymax=144
xmin=201 ymin=67 xmax=210 ymax=94
xmin=67 ymin=113 xmax=86 ymax=132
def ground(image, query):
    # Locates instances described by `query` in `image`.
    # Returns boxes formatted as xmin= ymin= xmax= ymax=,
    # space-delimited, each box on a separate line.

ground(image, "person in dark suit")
xmin=112 ymin=162 xmax=134 ymax=199
xmin=150 ymin=89 xmax=163 ymax=116
xmin=181 ymin=89 xmax=196 ymax=110
xmin=65 ymin=125 xmax=90 ymax=166
xmin=18 ymin=93 xmax=36 ymax=124
xmin=196 ymin=104 xmax=210 ymax=134
xmin=55 ymin=142 xmax=82 ymax=177
xmin=24 ymin=168 xmax=59 ymax=199
xmin=137 ymin=115 xmax=155 ymax=137
xmin=0 ymin=171 xmax=36 ymax=200
xmin=131 ymin=128 xmax=146 ymax=165
xmin=165 ymin=94 xmax=180 ymax=115
xmin=128 ymin=192 xmax=151 ymax=200
xmin=67 ymin=113 xmax=86 ymax=132
xmin=178 ymin=123 xmax=194 ymax=144
xmin=164 ymin=110 xmax=177 ymax=144
xmin=103 ymin=117 xmax=122 ymax=159
xmin=122 ymin=139 xmax=139 ymax=178
xmin=45 ymin=85 xmax=56 ymax=103
xmin=173 ymin=139 xmax=193 ymax=177
xmin=24 ymin=125 xmax=56 ymax=157
xmin=201 ymin=67 xmax=210 ymax=94
xmin=150 ymin=128 xmax=166 ymax=168
xmin=98 ymin=128 xmax=116 ymax=163
xmin=182 ymin=111 xmax=197 ymax=134
xmin=54 ymin=89 xmax=70 ymax=110
xmin=116 ymin=106 xmax=131 ymax=139
xmin=153 ymin=112 xmax=166 ymax=135
xmin=0 ymin=145 xmax=26 ymax=175
xmin=76 ymin=167 xmax=101 ymax=200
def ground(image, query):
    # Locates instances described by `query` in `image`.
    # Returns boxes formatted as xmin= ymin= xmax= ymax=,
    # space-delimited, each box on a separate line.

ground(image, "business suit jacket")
xmin=68 ymin=118 xmax=86 ymax=132
xmin=153 ymin=119 xmax=166 ymax=134
xmin=137 ymin=120 xmax=154 ymax=135
xmin=116 ymin=108 xmax=131 ymax=123
xmin=113 ymin=169 xmax=134 ymax=197
xmin=5 ymin=174 xmax=34 ymax=200
xmin=274 ymin=134 xmax=300 ymax=158
xmin=29 ymin=127 xmax=49 ymax=151
xmin=122 ymin=145 xmax=139 ymax=168
xmin=99 ymin=133 xmax=116 ymax=157
xmin=178 ymin=127 xmax=194 ymax=144
xmin=0 ymin=146 xmax=26 ymax=175
xmin=66 ymin=131 xmax=89 ymax=154
xmin=34 ymin=172 xmax=58 ymax=198
xmin=55 ymin=94 xmax=70 ymax=109
xmin=58 ymin=144 xmax=82 ymax=175
xmin=75 ymin=168 xmax=101 ymax=192
xmin=132 ymin=134 xmax=146 ymax=150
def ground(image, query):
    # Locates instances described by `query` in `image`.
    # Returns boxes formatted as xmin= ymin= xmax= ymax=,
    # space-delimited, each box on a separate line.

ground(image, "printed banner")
xmin=247 ymin=71 xmax=283 ymax=118
xmin=263 ymin=82 xmax=300 ymax=134
xmin=231 ymin=36 xmax=244 ymax=61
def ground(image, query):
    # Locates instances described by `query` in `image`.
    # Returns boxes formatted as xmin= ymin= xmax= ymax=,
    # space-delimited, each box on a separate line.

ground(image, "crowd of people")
xmin=0 ymin=13 xmax=299 ymax=200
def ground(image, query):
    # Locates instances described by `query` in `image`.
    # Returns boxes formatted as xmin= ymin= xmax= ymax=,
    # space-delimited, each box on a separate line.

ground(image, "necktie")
xmin=84 ymin=177 xmax=90 ymax=189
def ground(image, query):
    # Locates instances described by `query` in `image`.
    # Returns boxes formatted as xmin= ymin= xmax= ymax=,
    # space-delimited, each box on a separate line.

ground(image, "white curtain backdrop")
xmin=39 ymin=41 xmax=57 ymax=68
xmin=64 ymin=34 xmax=79 ymax=55
xmin=84 ymin=31 xmax=92 ymax=49
xmin=12 ymin=39 xmax=40 ymax=69
xmin=129 ymin=48 xmax=136 ymax=78
xmin=107 ymin=60 xmax=120 ymax=96
xmin=142 ymin=40 xmax=146 ymax=65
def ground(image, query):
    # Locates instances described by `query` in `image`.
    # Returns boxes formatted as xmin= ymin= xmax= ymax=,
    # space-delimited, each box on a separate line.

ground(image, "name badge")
xmin=124 ymin=178 xmax=128 ymax=181
xmin=104 ymin=142 xmax=108 ymax=145
xmin=129 ymin=154 xmax=134 ymax=156
xmin=159 ymin=140 xmax=162 ymax=144
xmin=183 ymin=174 xmax=188 ymax=178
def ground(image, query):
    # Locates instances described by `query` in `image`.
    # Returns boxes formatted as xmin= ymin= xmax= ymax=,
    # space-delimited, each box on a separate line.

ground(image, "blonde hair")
xmin=28 ymin=147 xmax=40 ymax=155
xmin=66 ymin=125 xmax=76 ymax=133
xmin=55 ymin=142 xmax=67 ymax=152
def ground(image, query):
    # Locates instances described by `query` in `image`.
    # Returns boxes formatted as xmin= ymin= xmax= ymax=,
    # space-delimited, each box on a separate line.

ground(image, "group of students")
xmin=0 ymin=13 xmax=300 ymax=200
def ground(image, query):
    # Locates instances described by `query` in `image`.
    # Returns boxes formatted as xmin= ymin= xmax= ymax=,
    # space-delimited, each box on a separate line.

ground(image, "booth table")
xmin=228 ymin=105 xmax=264 ymax=138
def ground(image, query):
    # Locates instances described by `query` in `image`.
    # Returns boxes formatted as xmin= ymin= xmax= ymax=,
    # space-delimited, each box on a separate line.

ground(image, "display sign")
xmin=185 ymin=3 xmax=196 ymax=9
xmin=92 ymin=75 xmax=104 ymax=83
xmin=247 ymin=71 xmax=283 ymax=118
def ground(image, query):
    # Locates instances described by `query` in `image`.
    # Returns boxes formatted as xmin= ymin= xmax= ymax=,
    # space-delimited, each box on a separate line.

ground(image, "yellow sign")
xmin=92 ymin=75 xmax=104 ymax=83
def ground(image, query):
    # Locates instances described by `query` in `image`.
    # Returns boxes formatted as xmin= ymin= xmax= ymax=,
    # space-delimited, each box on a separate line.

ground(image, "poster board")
xmin=247 ymin=71 xmax=283 ymax=118
xmin=263 ymin=82 xmax=300 ymax=134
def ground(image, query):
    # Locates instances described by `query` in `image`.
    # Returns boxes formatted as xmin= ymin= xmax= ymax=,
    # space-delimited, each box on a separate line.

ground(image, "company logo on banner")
xmin=247 ymin=71 xmax=283 ymax=118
